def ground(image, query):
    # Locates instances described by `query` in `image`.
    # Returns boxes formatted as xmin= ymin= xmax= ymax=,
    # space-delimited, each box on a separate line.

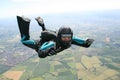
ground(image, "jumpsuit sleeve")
xmin=39 ymin=41 xmax=55 ymax=51
xmin=72 ymin=36 xmax=94 ymax=48
xmin=38 ymin=41 xmax=56 ymax=58
xmin=72 ymin=36 xmax=86 ymax=46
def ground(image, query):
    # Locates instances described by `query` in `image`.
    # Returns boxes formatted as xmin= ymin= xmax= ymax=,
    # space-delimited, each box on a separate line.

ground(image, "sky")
xmin=1 ymin=0 xmax=120 ymax=18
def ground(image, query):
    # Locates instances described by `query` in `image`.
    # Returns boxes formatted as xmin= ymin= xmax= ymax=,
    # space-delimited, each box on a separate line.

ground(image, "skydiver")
xmin=16 ymin=16 xmax=94 ymax=58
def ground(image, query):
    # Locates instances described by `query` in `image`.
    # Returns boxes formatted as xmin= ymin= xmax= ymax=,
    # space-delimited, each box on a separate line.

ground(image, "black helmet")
xmin=57 ymin=27 xmax=73 ymax=47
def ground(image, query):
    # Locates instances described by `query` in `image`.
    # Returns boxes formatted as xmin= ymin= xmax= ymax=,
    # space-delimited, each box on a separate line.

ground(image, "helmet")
xmin=57 ymin=27 xmax=73 ymax=47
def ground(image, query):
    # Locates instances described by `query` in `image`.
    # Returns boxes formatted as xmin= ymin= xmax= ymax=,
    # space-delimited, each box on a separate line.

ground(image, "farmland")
xmin=0 ymin=10 xmax=120 ymax=80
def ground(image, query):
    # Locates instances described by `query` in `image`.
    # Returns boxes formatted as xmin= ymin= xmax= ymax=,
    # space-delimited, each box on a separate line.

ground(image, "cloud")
xmin=11 ymin=0 xmax=40 ymax=2
xmin=11 ymin=0 xmax=120 ymax=11
xmin=1 ymin=0 xmax=120 ymax=18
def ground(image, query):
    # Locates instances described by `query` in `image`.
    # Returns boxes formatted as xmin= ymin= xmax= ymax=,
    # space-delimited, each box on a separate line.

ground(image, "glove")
xmin=38 ymin=50 xmax=49 ymax=58
xmin=48 ymin=48 xmax=56 ymax=56
xmin=85 ymin=39 xmax=94 ymax=48
xmin=37 ymin=48 xmax=56 ymax=58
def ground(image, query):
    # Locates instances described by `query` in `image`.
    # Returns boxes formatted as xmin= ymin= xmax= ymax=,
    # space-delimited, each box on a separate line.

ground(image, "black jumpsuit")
xmin=17 ymin=16 xmax=94 ymax=58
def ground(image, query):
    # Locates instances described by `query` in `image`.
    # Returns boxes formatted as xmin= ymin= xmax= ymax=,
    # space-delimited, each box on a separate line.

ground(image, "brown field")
xmin=3 ymin=70 xmax=24 ymax=80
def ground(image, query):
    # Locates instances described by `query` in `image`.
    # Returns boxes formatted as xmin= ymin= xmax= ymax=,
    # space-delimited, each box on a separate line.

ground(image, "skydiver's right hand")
xmin=38 ymin=50 xmax=49 ymax=58
xmin=48 ymin=48 xmax=56 ymax=56
xmin=37 ymin=47 xmax=57 ymax=58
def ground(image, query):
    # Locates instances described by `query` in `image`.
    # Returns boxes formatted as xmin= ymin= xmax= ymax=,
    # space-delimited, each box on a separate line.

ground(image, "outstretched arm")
xmin=72 ymin=36 xmax=94 ymax=48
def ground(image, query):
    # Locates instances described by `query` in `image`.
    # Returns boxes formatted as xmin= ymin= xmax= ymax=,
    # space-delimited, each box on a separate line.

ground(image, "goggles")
xmin=61 ymin=34 xmax=72 ymax=41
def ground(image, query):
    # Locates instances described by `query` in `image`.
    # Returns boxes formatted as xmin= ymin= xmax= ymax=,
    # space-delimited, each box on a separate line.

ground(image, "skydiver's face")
xmin=61 ymin=34 xmax=72 ymax=42
xmin=57 ymin=27 xmax=73 ymax=47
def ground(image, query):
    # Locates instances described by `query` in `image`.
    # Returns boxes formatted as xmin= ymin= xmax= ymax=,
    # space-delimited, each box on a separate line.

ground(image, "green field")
xmin=1 ymin=10 xmax=120 ymax=80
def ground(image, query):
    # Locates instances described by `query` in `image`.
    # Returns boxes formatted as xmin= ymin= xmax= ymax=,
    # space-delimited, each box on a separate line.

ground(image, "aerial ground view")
xmin=0 ymin=0 xmax=120 ymax=80
xmin=0 ymin=9 xmax=120 ymax=80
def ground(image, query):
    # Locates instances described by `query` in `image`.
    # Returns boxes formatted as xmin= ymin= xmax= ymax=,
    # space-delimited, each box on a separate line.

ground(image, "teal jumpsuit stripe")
xmin=21 ymin=35 xmax=35 ymax=45
xmin=72 ymin=36 xmax=85 ymax=44
xmin=39 ymin=41 xmax=55 ymax=50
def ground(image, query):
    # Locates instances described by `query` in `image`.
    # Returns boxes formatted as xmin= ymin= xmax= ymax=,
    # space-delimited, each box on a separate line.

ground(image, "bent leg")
xmin=21 ymin=35 xmax=38 ymax=49
xmin=17 ymin=16 xmax=30 ymax=40
xmin=35 ymin=17 xmax=46 ymax=31
xmin=17 ymin=16 xmax=38 ymax=49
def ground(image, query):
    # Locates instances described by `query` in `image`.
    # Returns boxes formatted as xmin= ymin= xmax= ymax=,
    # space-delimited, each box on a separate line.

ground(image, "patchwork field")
xmin=76 ymin=55 xmax=119 ymax=80
xmin=1 ymin=54 xmax=119 ymax=80
xmin=0 ymin=10 xmax=120 ymax=80
xmin=3 ymin=71 xmax=24 ymax=80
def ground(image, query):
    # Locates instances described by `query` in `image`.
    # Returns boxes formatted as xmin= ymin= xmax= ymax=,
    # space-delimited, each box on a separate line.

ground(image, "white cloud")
xmin=11 ymin=0 xmax=120 ymax=11
xmin=12 ymin=0 xmax=40 ymax=2
xmin=1 ymin=0 xmax=120 ymax=18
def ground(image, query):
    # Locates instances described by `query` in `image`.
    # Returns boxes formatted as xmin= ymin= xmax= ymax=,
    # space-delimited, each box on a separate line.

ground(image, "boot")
xmin=35 ymin=17 xmax=46 ymax=31
xmin=17 ymin=16 xmax=31 ymax=40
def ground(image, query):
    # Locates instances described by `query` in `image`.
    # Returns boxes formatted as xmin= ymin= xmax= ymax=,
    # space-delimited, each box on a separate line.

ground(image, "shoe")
xmin=35 ymin=17 xmax=44 ymax=26
xmin=21 ymin=15 xmax=31 ymax=22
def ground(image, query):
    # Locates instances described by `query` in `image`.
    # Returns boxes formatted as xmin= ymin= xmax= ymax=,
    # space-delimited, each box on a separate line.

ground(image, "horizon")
xmin=0 ymin=9 xmax=120 ymax=30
